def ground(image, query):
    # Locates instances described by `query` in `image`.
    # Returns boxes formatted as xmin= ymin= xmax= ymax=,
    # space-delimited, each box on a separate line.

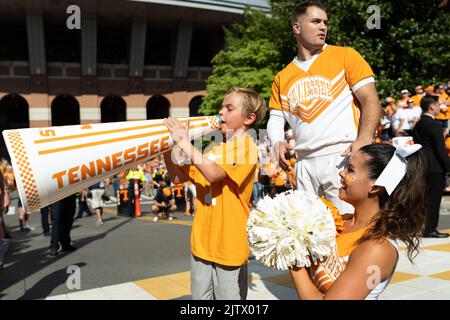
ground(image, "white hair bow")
xmin=374 ymin=137 xmax=422 ymax=195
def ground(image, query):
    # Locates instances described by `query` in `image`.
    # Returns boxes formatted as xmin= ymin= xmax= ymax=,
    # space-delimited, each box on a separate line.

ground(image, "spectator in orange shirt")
xmin=4 ymin=165 xmax=15 ymax=192
xmin=411 ymin=85 xmax=425 ymax=107
xmin=385 ymin=97 xmax=396 ymax=117
xmin=272 ymin=165 xmax=288 ymax=194
xmin=438 ymin=84 xmax=449 ymax=105
xmin=287 ymin=157 xmax=297 ymax=189
xmin=425 ymin=85 xmax=435 ymax=95
xmin=284 ymin=130 xmax=297 ymax=189
xmin=435 ymin=99 xmax=449 ymax=131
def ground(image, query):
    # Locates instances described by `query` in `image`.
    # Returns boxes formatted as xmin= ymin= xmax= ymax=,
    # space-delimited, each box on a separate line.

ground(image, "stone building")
xmin=0 ymin=0 xmax=269 ymax=158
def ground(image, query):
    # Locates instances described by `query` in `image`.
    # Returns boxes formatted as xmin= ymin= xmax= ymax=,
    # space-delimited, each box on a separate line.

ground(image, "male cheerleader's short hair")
xmin=292 ymin=1 xmax=327 ymax=24
xmin=225 ymin=87 xmax=267 ymax=127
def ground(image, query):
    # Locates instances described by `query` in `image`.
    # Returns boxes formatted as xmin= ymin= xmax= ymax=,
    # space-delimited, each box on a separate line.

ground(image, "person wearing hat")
xmin=392 ymin=97 xmax=413 ymax=136
xmin=398 ymin=89 xmax=410 ymax=107
xmin=438 ymin=84 xmax=449 ymax=106
xmin=411 ymin=85 xmax=424 ymax=107
xmin=425 ymin=85 xmax=435 ymax=94
xmin=385 ymin=97 xmax=396 ymax=117
xmin=435 ymin=84 xmax=449 ymax=131
xmin=382 ymin=97 xmax=396 ymax=138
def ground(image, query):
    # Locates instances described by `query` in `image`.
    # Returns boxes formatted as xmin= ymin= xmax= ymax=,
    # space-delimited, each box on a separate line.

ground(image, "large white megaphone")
xmin=2 ymin=116 xmax=221 ymax=213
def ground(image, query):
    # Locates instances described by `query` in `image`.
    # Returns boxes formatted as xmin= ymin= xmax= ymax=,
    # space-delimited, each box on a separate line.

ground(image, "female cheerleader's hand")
xmin=164 ymin=117 xmax=189 ymax=145
xmin=341 ymin=135 xmax=373 ymax=157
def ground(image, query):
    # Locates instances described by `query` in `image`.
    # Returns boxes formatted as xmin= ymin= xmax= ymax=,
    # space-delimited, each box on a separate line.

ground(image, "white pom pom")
xmin=247 ymin=190 xmax=336 ymax=270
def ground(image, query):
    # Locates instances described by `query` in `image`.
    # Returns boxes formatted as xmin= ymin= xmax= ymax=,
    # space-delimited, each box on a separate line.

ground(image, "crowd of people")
xmin=252 ymin=82 xmax=450 ymax=202
xmin=377 ymin=83 xmax=450 ymax=193
xmin=377 ymin=83 xmax=450 ymax=143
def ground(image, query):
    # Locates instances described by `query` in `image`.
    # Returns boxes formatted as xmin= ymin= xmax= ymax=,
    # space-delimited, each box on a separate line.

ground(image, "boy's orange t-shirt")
xmin=183 ymin=135 xmax=258 ymax=266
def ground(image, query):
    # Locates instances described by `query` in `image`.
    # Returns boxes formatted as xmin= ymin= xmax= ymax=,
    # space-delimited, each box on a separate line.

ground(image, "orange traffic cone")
xmin=134 ymin=179 xmax=142 ymax=217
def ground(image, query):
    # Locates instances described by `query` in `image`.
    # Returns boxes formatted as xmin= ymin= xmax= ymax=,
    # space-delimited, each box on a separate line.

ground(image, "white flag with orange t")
xmin=2 ymin=116 xmax=221 ymax=213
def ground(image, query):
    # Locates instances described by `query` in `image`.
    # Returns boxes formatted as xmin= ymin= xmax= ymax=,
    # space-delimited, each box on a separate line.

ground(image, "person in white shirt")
xmin=408 ymin=98 xmax=422 ymax=128
xmin=392 ymin=102 xmax=414 ymax=136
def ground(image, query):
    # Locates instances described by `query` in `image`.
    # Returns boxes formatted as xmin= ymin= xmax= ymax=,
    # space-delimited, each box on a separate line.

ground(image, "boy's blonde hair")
xmin=225 ymin=87 xmax=267 ymax=127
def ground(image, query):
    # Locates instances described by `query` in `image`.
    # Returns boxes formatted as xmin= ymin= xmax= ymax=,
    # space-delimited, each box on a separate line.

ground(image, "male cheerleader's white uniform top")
xmin=268 ymin=44 xmax=375 ymax=158
xmin=309 ymin=221 xmax=399 ymax=300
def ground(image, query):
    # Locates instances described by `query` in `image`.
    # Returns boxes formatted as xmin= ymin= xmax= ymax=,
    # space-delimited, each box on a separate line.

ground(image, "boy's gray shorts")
xmin=190 ymin=254 xmax=248 ymax=300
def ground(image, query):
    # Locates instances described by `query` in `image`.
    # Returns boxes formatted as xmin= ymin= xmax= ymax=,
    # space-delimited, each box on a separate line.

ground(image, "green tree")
xmin=317 ymin=0 xmax=449 ymax=97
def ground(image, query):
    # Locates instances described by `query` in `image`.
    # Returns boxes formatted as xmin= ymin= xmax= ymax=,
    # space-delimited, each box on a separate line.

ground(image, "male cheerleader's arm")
xmin=164 ymin=117 xmax=227 ymax=183
xmin=342 ymin=82 xmax=381 ymax=156
xmin=268 ymin=110 xmax=294 ymax=171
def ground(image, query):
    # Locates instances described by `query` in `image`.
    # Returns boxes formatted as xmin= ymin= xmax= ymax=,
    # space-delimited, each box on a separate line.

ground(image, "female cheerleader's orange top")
xmin=309 ymin=217 xmax=398 ymax=300
xmin=309 ymin=222 xmax=369 ymax=293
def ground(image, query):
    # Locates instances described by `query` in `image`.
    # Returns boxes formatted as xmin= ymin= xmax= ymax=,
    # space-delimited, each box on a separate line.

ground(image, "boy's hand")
xmin=164 ymin=118 xmax=189 ymax=145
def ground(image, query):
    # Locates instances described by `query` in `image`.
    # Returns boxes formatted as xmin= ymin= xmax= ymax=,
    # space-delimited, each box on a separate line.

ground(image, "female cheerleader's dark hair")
xmin=357 ymin=143 xmax=427 ymax=262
